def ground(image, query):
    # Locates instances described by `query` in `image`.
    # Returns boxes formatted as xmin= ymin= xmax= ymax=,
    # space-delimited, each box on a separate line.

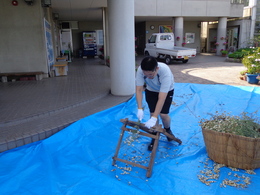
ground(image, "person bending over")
xmin=135 ymin=56 xmax=175 ymax=151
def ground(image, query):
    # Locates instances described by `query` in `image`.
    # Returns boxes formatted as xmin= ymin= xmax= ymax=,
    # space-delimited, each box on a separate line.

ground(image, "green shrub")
xmin=228 ymin=48 xmax=255 ymax=59
xmin=228 ymin=53 xmax=243 ymax=59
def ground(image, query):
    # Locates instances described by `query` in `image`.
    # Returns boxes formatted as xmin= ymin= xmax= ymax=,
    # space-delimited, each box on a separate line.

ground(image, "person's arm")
xmin=136 ymin=85 xmax=144 ymax=109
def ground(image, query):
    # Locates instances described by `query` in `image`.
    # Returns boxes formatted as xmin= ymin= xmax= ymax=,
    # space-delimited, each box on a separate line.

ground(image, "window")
xmin=255 ymin=22 xmax=260 ymax=33
xmin=149 ymin=35 xmax=157 ymax=43
xmin=160 ymin=35 xmax=172 ymax=41
xmin=230 ymin=0 xmax=245 ymax=4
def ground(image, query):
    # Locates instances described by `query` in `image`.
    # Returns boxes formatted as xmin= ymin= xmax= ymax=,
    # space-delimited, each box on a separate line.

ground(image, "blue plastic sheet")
xmin=0 ymin=83 xmax=260 ymax=195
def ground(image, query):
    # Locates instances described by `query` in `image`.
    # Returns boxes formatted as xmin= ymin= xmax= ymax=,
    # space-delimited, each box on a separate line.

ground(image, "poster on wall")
xmin=185 ymin=33 xmax=195 ymax=44
xmin=44 ymin=18 xmax=54 ymax=73
xmin=159 ymin=25 xmax=173 ymax=33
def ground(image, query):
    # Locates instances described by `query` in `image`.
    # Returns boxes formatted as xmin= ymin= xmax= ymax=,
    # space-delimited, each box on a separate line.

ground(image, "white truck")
xmin=144 ymin=33 xmax=196 ymax=64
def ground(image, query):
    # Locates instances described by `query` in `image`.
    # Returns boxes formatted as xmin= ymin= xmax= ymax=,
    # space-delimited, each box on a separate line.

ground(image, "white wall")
xmin=135 ymin=0 xmax=243 ymax=17
xmin=184 ymin=21 xmax=201 ymax=52
xmin=229 ymin=19 xmax=252 ymax=48
xmin=0 ymin=0 xmax=48 ymax=73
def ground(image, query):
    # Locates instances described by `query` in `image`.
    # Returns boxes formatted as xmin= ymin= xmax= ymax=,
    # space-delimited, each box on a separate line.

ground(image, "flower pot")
xmin=202 ymin=128 xmax=260 ymax=170
xmin=239 ymin=75 xmax=247 ymax=81
xmin=246 ymin=74 xmax=259 ymax=84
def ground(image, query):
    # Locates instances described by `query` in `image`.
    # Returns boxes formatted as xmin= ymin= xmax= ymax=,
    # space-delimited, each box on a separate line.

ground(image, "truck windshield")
xmin=149 ymin=35 xmax=157 ymax=43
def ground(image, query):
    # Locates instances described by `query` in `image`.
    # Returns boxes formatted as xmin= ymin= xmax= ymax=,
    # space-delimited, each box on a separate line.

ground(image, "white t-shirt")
xmin=135 ymin=62 xmax=174 ymax=93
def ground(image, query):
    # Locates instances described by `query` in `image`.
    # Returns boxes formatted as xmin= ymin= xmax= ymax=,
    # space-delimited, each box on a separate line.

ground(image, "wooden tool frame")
xmin=112 ymin=118 xmax=182 ymax=178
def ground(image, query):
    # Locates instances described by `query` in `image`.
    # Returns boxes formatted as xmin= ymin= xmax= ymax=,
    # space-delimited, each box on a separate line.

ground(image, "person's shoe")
xmin=148 ymin=139 xmax=155 ymax=151
xmin=165 ymin=128 xmax=174 ymax=141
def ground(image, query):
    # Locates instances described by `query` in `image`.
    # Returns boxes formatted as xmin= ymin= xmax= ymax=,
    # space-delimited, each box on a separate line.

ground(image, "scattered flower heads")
xmin=198 ymin=158 xmax=255 ymax=188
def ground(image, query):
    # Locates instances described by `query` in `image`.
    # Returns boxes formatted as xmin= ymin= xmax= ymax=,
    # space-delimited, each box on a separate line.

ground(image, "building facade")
xmin=0 ymin=0 xmax=259 ymax=95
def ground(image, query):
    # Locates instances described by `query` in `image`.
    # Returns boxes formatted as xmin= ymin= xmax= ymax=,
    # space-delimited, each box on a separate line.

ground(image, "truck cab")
xmin=144 ymin=33 xmax=196 ymax=64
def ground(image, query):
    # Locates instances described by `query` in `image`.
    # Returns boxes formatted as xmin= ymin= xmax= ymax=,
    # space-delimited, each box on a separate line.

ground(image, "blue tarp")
xmin=0 ymin=83 xmax=260 ymax=195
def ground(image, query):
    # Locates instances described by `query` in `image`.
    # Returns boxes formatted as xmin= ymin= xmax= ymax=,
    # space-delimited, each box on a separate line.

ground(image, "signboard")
xmin=159 ymin=25 xmax=173 ymax=33
xmin=44 ymin=18 xmax=55 ymax=72
xmin=185 ymin=33 xmax=195 ymax=44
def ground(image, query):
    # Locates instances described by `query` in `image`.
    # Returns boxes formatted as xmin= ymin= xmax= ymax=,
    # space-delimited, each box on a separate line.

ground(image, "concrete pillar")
xmin=216 ymin=17 xmax=227 ymax=55
xmin=171 ymin=18 xmax=175 ymax=33
xmin=103 ymin=7 xmax=110 ymax=65
xmin=107 ymin=0 xmax=135 ymax=96
xmin=249 ymin=0 xmax=257 ymax=41
xmin=174 ymin=17 xmax=184 ymax=47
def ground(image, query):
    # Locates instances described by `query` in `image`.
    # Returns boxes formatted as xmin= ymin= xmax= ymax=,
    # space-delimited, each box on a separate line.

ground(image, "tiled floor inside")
xmin=0 ymin=57 xmax=132 ymax=152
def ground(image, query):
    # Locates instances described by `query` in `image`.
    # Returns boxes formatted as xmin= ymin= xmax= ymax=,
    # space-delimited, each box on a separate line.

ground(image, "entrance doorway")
xmin=227 ymin=27 xmax=239 ymax=52
xmin=60 ymin=29 xmax=73 ymax=62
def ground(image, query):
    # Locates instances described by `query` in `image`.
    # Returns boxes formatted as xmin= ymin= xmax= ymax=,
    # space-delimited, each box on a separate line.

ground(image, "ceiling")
xmin=51 ymin=0 xmax=219 ymax=22
xmin=51 ymin=0 xmax=107 ymax=22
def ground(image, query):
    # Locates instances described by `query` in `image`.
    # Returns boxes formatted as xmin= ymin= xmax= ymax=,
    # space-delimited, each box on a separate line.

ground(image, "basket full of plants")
xmin=200 ymin=111 xmax=260 ymax=170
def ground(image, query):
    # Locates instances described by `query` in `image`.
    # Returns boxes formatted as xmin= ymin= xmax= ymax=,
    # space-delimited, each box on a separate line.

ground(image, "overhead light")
xmin=41 ymin=0 xmax=51 ymax=7
xmin=24 ymin=0 xmax=34 ymax=6
xmin=53 ymin=13 xmax=59 ymax=20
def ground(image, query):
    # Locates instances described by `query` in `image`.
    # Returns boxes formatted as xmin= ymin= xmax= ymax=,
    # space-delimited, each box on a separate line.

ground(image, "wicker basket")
xmin=202 ymin=128 xmax=260 ymax=170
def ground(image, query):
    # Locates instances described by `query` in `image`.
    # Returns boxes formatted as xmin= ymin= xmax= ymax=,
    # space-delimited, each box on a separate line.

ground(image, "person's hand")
xmin=144 ymin=117 xmax=157 ymax=128
xmin=137 ymin=108 xmax=144 ymax=121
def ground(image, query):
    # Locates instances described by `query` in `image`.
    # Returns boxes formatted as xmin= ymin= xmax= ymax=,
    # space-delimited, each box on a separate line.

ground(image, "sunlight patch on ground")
xmin=181 ymin=66 xmax=246 ymax=84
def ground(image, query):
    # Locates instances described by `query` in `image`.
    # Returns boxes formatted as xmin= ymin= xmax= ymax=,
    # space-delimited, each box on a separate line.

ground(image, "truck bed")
xmin=156 ymin=46 xmax=196 ymax=57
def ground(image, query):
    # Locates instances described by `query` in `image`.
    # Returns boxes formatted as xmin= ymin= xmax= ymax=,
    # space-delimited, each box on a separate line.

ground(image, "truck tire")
xmin=144 ymin=51 xmax=150 ymax=56
xmin=182 ymin=59 xmax=189 ymax=63
xmin=165 ymin=56 xmax=171 ymax=65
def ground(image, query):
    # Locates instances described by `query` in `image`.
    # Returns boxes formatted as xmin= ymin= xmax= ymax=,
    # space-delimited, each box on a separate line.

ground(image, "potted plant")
xmin=239 ymin=70 xmax=247 ymax=81
xmin=200 ymin=111 xmax=260 ymax=170
xmin=98 ymin=46 xmax=104 ymax=60
xmin=242 ymin=47 xmax=260 ymax=84
xmin=176 ymin=36 xmax=180 ymax=41
xmin=221 ymin=50 xmax=228 ymax=57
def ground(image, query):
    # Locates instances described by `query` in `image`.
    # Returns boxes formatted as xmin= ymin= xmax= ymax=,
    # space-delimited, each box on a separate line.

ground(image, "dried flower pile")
xmin=199 ymin=111 xmax=260 ymax=138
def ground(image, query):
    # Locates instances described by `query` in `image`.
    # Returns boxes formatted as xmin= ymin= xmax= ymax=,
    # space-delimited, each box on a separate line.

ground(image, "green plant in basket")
xmin=199 ymin=111 xmax=260 ymax=138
